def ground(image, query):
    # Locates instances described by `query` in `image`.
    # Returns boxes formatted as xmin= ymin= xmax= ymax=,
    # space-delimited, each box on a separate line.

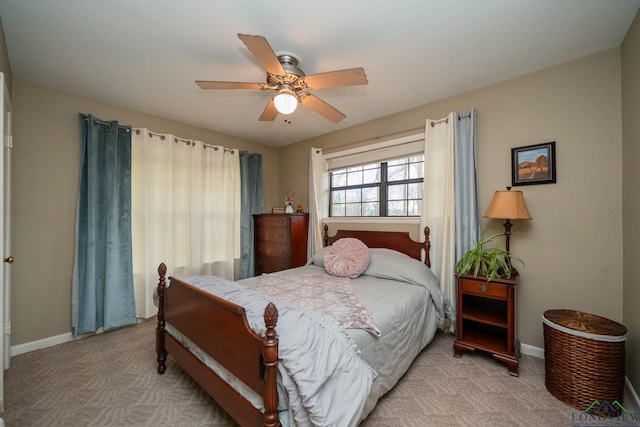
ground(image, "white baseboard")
xmin=626 ymin=377 xmax=640 ymax=410
xmin=10 ymin=319 xmax=148 ymax=357
xmin=520 ymin=342 xmax=545 ymax=359
xmin=11 ymin=332 xmax=77 ymax=356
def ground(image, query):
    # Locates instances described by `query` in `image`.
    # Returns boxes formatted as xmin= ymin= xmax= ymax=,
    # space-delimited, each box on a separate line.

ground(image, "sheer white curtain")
xmin=421 ymin=113 xmax=456 ymax=331
xmin=131 ymin=129 xmax=240 ymax=318
xmin=308 ymin=147 xmax=329 ymax=255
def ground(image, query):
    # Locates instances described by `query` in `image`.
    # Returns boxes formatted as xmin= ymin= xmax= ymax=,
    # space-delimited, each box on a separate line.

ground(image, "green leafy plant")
xmin=455 ymin=226 xmax=524 ymax=281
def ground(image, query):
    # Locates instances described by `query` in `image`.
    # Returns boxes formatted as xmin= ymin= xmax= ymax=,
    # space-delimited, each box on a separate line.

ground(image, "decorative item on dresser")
xmin=454 ymin=272 xmax=520 ymax=376
xmin=253 ymin=213 xmax=309 ymax=275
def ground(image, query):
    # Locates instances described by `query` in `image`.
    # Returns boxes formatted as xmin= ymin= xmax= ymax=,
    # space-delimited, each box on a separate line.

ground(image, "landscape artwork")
xmin=511 ymin=141 xmax=556 ymax=186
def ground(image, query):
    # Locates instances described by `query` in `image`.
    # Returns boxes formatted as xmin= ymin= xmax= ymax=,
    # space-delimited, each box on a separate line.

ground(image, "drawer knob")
xmin=278 ymin=233 xmax=284 ymax=238
xmin=278 ymin=220 xmax=284 ymax=225
xmin=478 ymin=284 xmax=489 ymax=293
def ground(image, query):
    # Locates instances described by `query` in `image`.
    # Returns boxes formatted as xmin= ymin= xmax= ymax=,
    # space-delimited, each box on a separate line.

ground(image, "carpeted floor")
xmin=3 ymin=319 xmax=638 ymax=426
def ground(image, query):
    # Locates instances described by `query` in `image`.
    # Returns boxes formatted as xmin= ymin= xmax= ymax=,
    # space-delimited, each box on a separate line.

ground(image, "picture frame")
xmin=511 ymin=141 xmax=556 ymax=186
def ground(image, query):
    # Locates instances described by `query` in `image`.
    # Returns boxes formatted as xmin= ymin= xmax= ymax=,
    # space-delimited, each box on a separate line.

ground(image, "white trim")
xmin=323 ymin=216 xmax=420 ymax=225
xmin=520 ymin=342 xmax=545 ymax=359
xmin=11 ymin=319 xmax=148 ymax=356
xmin=323 ymin=133 xmax=424 ymax=160
xmin=324 ymin=133 xmax=425 ymax=171
xmin=11 ymin=332 xmax=77 ymax=356
xmin=626 ymin=377 xmax=640 ymax=410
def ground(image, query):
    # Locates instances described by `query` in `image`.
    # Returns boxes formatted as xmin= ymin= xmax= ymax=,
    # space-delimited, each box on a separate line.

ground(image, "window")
xmin=329 ymin=154 xmax=424 ymax=217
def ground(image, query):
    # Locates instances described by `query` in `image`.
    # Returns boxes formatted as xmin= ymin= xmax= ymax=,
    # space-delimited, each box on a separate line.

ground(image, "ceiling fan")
xmin=196 ymin=33 xmax=368 ymax=123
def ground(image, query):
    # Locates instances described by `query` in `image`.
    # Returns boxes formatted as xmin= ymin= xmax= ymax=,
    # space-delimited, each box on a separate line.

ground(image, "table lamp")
xmin=482 ymin=187 xmax=532 ymax=272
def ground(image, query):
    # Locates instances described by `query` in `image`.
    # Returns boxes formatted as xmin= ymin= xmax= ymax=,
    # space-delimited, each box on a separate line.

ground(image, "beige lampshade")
xmin=483 ymin=189 xmax=532 ymax=220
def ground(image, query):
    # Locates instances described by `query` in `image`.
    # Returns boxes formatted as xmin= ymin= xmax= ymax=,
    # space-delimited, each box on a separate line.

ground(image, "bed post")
xmin=156 ymin=263 xmax=167 ymax=375
xmin=262 ymin=302 xmax=280 ymax=427
xmin=423 ymin=226 xmax=431 ymax=268
xmin=323 ymin=224 xmax=329 ymax=247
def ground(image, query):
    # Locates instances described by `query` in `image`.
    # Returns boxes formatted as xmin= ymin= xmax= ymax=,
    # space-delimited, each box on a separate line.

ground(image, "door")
xmin=0 ymin=72 xmax=12 ymax=412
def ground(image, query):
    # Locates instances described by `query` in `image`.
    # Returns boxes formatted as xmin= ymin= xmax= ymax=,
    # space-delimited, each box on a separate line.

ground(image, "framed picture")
xmin=511 ymin=141 xmax=556 ymax=186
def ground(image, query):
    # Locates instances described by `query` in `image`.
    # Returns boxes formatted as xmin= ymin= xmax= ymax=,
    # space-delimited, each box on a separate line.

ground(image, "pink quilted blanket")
xmin=256 ymin=272 xmax=381 ymax=336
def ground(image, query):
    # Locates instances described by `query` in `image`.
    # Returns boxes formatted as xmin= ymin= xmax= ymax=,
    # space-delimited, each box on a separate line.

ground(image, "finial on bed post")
xmin=262 ymin=302 xmax=280 ymax=427
xmin=323 ymin=224 xmax=329 ymax=247
xmin=156 ymin=263 xmax=167 ymax=375
xmin=423 ymin=227 xmax=432 ymax=268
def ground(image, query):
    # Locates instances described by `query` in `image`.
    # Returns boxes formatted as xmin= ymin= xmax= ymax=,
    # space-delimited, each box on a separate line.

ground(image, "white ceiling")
xmin=1 ymin=0 xmax=638 ymax=147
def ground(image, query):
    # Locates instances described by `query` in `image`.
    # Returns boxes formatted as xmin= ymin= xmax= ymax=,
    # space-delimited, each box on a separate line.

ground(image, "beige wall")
xmin=622 ymin=11 xmax=640 ymax=395
xmin=282 ymin=49 xmax=625 ymax=351
xmin=10 ymin=79 xmax=279 ymax=344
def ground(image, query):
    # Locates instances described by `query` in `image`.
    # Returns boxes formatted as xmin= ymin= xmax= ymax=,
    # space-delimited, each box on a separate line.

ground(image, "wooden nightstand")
xmin=453 ymin=273 xmax=519 ymax=376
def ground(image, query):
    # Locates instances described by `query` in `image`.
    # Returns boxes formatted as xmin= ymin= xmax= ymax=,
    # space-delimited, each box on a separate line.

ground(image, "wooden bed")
xmin=156 ymin=226 xmax=431 ymax=427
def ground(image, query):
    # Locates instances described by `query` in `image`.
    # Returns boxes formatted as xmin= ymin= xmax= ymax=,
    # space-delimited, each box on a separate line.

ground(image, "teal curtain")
xmin=72 ymin=114 xmax=136 ymax=335
xmin=238 ymin=151 xmax=264 ymax=279
xmin=454 ymin=109 xmax=479 ymax=262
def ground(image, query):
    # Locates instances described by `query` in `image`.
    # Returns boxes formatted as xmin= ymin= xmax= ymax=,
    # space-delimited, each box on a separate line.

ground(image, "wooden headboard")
xmin=323 ymin=224 xmax=431 ymax=268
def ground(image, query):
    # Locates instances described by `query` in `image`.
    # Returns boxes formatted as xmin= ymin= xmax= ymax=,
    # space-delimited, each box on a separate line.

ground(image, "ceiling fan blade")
xmin=300 ymin=94 xmax=346 ymax=123
xmin=196 ymin=81 xmax=264 ymax=90
xmin=259 ymin=97 xmax=278 ymax=121
xmin=303 ymin=68 xmax=368 ymax=90
xmin=237 ymin=33 xmax=286 ymax=76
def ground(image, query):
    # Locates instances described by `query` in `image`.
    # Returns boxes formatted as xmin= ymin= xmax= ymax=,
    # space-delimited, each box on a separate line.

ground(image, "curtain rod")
xmin=316 ymin=110 xmax=475 ymax=154
xmin=83 ymin=116 xmax=131 ymax=132
xmin=134 ymin=129 xmax=235 ymax=153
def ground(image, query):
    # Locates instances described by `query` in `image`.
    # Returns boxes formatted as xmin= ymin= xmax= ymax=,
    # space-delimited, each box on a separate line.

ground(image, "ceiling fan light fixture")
xmin=274 ymin=89 xmax=298 ymax=115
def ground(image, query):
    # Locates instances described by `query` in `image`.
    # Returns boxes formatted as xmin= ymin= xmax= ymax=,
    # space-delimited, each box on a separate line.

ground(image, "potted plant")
xmin=455 ymin=226 xmax=524 ymax=281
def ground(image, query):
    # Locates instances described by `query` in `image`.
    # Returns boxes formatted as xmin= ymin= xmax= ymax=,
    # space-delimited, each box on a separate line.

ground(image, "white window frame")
xmin=323 ymin=132 xmax=424 ymax=225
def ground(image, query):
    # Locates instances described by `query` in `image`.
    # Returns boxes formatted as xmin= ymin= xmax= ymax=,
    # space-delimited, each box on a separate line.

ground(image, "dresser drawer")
xmin=255 ymin=227 xmax=290 ymax=243
xmin=256 ymin=242 xmax=290 ymax=259
xmin=255 ymin=256 xmax=290 ymax=275
xmin=255 ymin=215 xmax=289 ymax=228
xmin=461 ymin=278 xmax=507 ymax=299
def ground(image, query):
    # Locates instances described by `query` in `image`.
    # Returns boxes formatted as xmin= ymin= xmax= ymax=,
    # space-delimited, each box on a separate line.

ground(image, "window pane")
xmin=407 ymin=183 xmax=422 ymax=199
xmin=363 ymin=167 xmax=380 ymax=184
xmin=346 ymin=188 xmax=361 ymax=203
xmin=388 ymin=200 xmax=407 ymax=216
xmin=347 ymin=168 xmax=363 ymax=185
xmin=331 ymin=204 xmax=345 ymax=216
xmin=388 ymin=184 xmax=406 ymax=201
xmin=331 ymin=190 xmax=345 ymax=203
xmin=362 ymin=187 xmax=379 ymax=202
xmin=409 ymin=162 xmax=423 ymax=179
xmin=387 ymin=164 xmax=408 ymax=182
xmin=346 ymin=203 xmax=361 ymax=216
xmin=362 ymin=202 xmax=379 ymax=216
xmin=408 ymin=199 xmax=421 ymax=216
xmin=329 ymin=154 xmax=423 ymax=218
xmin=332 ymin=172 xmax=346 ymax=187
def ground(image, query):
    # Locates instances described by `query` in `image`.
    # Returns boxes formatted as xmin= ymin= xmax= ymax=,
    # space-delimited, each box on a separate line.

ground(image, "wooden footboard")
xmin=156 ymin=263 xmax=280 ymax=427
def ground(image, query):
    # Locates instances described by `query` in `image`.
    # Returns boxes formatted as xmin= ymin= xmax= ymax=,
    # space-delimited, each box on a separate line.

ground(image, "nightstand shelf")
xmin=454 ymin=273 xmax=519 ymax=376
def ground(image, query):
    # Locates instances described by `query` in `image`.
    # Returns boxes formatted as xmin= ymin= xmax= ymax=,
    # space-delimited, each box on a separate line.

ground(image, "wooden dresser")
xmin=253 ymin=213 xmax=309 ymax=276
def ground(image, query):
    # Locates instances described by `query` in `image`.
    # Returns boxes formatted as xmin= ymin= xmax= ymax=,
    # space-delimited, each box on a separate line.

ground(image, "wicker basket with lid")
xmin=542 ymin=309 xmax=626 ymax=415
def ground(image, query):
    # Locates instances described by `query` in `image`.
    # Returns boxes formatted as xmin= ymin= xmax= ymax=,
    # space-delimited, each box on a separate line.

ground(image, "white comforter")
xmin=179 ymin=275 xmax=377 ymax=427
